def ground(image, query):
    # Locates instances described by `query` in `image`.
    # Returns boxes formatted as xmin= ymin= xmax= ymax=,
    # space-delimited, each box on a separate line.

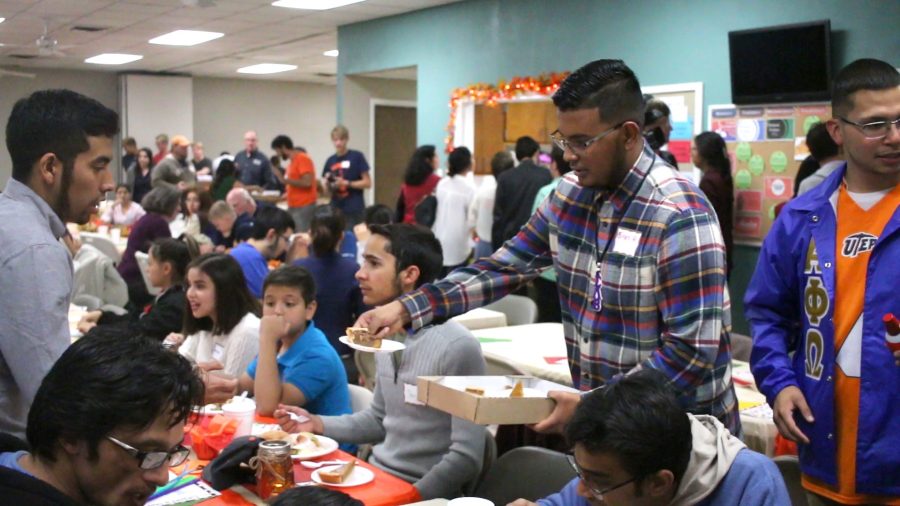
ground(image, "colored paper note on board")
xmin=748 ymin=154 xmax=765 ymax=175
xmin=794 ymin=137 xmax=810 ymax=160
xmin=712 ymin=119 xmax=737 ymax=141
xmin=737 ymin=119 xmax=766 ymax=141
xmin=766 ymin=119 xmax=794 ymax=140
xmin=667 ymin=140 xmax=691 ymax=163
xmin=670 ymin=120 xmax=693 ymax=140
xmin=735 ymin=169 xmax=753 ymax=189
xmin=770 ymin=151 xmax=789 ymax=173
xmin=765 ymin=176 xmax=793 ymax=199
xmin=735 ymin=215 xmax=763 ymax=237
xmin=736 ymin=190 xmax=763 ymax=212
xmin=736 ymin=142 xmax=753 ymax=162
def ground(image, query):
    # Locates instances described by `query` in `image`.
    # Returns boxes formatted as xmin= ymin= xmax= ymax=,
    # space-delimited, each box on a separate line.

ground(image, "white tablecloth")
xmin=452 ymin=308 xmax=508 ymax=331
xmin=473 ymin=323 xmax=778 ymax=456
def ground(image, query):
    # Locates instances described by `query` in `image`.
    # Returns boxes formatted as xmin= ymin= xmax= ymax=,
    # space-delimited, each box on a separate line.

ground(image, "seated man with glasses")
xmin=0 ymin=329 xmax=204 ymax=505
xmin=510 ymin=370 xmax=789 ymax=506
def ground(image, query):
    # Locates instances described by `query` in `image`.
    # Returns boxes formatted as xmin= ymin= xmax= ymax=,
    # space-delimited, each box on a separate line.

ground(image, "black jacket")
xmin=492 ymin=159 xmax=552 ymax=250
xmin=0 ymin=434 xmax=81 ymax=506
xmin=97 ymin=285 xmax=185 ymax=341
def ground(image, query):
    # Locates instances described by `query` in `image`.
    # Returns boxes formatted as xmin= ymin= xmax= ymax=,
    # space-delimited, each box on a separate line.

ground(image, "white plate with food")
xmin=312 ymin=462 xmax=374 ymax=488
xmin=195 ymin=403 xmax=225 ymax=415
xmin=259 ymin=430 xmax=339 ymax=460
xmin=339 ymin=336 xmax=405 ymax=353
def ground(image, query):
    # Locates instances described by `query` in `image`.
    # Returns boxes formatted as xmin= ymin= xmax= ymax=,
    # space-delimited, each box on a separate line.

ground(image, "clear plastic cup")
xmin=222 ymin=396 xmax=256 ymax=437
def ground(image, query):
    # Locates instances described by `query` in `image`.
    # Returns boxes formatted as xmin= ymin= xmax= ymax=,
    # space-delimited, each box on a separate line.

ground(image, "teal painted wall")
xmin=337 ymin=0 xmax=898 ymax=333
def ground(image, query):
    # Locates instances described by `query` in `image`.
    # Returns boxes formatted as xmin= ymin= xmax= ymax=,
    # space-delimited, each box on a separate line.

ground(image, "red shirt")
xmin=400 ymin=173 xmax=440 ymax=224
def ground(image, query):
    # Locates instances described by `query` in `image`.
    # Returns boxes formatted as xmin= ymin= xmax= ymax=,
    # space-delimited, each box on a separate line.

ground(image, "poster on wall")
xmin=641 ymin=82 xmax=704 ymax=177
xmin=708 ymin=102 xmax=833 ymax=246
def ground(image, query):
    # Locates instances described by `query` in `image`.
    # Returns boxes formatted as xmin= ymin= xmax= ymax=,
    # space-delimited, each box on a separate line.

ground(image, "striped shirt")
xmin=400 ymin=146 xmax=740 ymax=433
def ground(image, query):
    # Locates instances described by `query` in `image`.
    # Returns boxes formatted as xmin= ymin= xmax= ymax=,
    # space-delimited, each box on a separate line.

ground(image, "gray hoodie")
xmin=671 ymin=414 xmax=747 ymax=506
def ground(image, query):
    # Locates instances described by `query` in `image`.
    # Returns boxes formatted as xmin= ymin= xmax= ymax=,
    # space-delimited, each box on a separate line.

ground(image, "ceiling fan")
xmin=1 ymin=19 xmax=75 ymax=58
xmin=0 ymin=67 xmax=36 ymax=79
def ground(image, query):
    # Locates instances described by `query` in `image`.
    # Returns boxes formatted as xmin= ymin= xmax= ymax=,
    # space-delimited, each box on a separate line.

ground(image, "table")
xmin=473 ymin=324 xmax=779 ymax=456
xmin=402 ymin=500 xmax=448 ymax=506
xmin=451 ymin=308 xmax=508 ymax=331
xmin=185 ymin=416 xmax=420 ymax=506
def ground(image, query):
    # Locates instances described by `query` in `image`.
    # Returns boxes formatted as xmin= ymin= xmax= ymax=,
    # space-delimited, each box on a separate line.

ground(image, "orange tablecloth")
xmin=189 ymin=415 xmax=420 ymax=506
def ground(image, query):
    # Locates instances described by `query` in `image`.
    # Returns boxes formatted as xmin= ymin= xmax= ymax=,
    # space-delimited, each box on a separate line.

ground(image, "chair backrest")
xmin=484 ymin=355 xmax=526 ymax=376
xmin=773 ymin=455 xmax=808 ymax=506
xmin=474 ymin=446 xmax=576 ymax=504
xmin=464 ymin=426 xmax=498 ymax=496
xmin=80 ymin=232 xmax=122 ymax=265
xmin=484 ymin=294 xmax=538 ymax=326
xmin=731 ymin=332 xmax=753 ymax=362
xmin=135 ymin=251 xmax=161 ymax=296
xmin=347 ymin=384 xmax=374 ymax=413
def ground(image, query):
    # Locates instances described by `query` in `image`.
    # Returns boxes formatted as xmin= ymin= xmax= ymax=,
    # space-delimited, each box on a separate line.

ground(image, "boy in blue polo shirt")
xmin=239 ymin=265 xmax=351 ymax=418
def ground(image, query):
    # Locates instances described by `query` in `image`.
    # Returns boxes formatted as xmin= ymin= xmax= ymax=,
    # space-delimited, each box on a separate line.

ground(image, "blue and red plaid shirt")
xmin=400 ymin=146 xmax=740 ymax=434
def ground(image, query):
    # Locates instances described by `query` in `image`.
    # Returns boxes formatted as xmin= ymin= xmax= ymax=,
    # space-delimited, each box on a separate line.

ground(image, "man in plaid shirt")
xmin=358 ymin=59 xmax=739 ymax=436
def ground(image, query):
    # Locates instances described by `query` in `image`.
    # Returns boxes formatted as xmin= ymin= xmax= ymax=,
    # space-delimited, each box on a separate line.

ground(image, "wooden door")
xmin=373 ymin=105 xmax=417 ymax=207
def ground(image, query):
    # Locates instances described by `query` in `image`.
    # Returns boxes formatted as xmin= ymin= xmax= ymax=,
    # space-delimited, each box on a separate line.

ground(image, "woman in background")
xmin=396 ymin=145 xmax=441 ymax=225
xmin=433 ymin=146 xmax=475 ymax=277
xmin=125 ymin=147 xmax=154 ymax=206
xmin=692 ymin=131 xmax=734 ymax=277
xmin=101 ymin=184 xmax=145 ymax=227
xmin=212 ymin=158 xmax=239 ymax=202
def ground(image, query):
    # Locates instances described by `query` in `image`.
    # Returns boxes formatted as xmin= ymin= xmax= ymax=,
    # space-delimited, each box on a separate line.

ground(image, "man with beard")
xmin=0 ymin=89 xmax=117 ymax=438
xmin=356 ymin=60 xmax=737 ymax=437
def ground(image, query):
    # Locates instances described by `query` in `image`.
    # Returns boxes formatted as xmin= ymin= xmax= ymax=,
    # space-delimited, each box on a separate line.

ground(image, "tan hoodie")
xmin=670 ymin=414 xmax=747 ymax=506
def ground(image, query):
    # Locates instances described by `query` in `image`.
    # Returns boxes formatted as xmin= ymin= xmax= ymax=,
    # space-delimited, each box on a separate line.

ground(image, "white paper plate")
xmin=195 ymin=403 xmax=224 ymax=415
xmin=312 ymin=464 xmax=374 ymax=488
xmin=290 ymin=434 xmax=339 ymax=460
xmin=339 ymin=336 xmax=405 ymax=353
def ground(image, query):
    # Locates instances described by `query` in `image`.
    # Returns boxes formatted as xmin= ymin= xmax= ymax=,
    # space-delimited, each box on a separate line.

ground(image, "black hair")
xmin=270 ymin=155 xmax=281 ymax=168
xmin=832 ymin=58 xmax=900 ymax=117
xmin=27 ymin=330 xmax=204 ymax=462
xmin=490 ymin=150 xmax=515 ymax=178
xmin=805 ymin=122 xmax=839 ymax=161
xmin=150 ymin=237 xmax=198 ymax=286
xmin=7 ymin=89 xmax=119 ymax=182
xmin=137 ymin=147 xmax=153 ymax=169
xmin=566 ymin=369 xmax=692 ymax=491
xmin=116 ymin=183 xmax=130 ymax=193
xmin=310 ymin=205 xmax=346 ymax=257
xmin=364 ymin=204 xmax=393 ymax=227
xmin=267 ymin=487 xmax=363 ymax=506
xmin=553 ymin=59 xmax=645 ymax=127
xmin=793 ymin=155 xmax=821 ymax=197
xmin=693 ymin=131 xmax=733 ymax=188
xmin=368 ymin=223 xmax=442 ymax=288
xmin=141 ymin=185 xmax=182 ymax=216
xmin=514 ymin=136 xmax=540 ymax=161
xmin=550 ymin=146 xmax=571 ymax=176
xmin=447 ymin=146 xmax=472 ymax=177
xmin=213 ymin=158 xmax=237 ymax=193
xmin=263 ymin=265 xmax=316 ymax=306
xmin=250 ymin=206 xmax=295 ymax=240
xmin=183 ymin=253 xmax=260 ymax=335
xmin=271 ymin=134 xmax=294 ymax=151
xmin=403 ymin=145 xmax=437 ymax=185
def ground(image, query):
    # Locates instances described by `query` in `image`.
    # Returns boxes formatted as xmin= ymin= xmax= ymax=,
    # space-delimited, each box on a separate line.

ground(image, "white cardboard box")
xmin=417 ymin=375 xmax=578 ymax=425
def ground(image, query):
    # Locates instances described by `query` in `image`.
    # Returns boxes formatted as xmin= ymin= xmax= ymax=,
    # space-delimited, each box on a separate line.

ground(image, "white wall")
xmin=192 ymin=77 xmax=337 ymax=170
xmin=121 ymin=74 xmax=193 ymax=154
xmin=0 ymin=68 xmax=119 ymax=184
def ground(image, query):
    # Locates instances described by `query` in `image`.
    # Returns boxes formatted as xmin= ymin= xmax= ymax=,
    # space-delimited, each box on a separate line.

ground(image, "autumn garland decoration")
xmin=444 ymin=71 xmax=570 ymax=153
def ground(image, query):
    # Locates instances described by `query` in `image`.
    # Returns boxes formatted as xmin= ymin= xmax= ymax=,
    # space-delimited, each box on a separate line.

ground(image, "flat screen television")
xmin=729 ymin=20 xmax=832 ymax=104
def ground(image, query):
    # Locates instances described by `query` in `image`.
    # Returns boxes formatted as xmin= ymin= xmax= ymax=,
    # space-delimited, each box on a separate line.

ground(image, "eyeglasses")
xmin=106 ymin=436 xmax=190 ymax=470
xmin=838 ymin=116 xmax=900 ymax=140
xmin=566 ymin=453 xmax=637 ymax=500
xmin=551 ymin=122 xmax=626 ymax=154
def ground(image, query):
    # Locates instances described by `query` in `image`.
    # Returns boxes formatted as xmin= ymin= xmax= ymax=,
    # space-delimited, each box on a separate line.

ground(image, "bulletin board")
xmin=642 ymin=82 xmax=704 ymax=174
xmin=707 ymin=102 xmax=832 ymax=246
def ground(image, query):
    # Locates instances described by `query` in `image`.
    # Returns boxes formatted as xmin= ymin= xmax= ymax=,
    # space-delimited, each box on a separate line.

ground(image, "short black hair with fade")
xmin=447 ymin=146 xmax=472 ymax=177
xmin=26 ymin=330 xmax=204 ymax=462
xmin=832 ymin=58 xmax=900 ymax=117
xmin=7 ymin=89 xmax=119 ymax=182
xmin=805 ymin=122 xmax=839 ymax=161
xmin=250 ymin=206 xmax=295 ymax=240
xmin=515 ymin=136 xmax=540 ymax=161
xmin=263 ymin=265 xmax=317 ymax=307
xmin=368 ymin=223 xmax=442 ymax=288
xmin=553 ymin=60 xmax=645 ymax=127
xmin=566 ymin=369 xmax=692 ymax=491
xmin=271 ymin=135 xmax=294 ymax=151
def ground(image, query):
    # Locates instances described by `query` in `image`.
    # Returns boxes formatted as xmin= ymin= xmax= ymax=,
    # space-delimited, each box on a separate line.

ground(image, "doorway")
xmin=371 ymin=101 xmax=416 ymax=208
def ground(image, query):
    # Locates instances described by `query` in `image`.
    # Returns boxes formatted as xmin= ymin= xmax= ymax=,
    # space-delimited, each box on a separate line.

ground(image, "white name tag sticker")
xmin=612 ymin=228 xmax=641 ymax=257
xmin=340 ymin=160 xmax=351 ymax=169
xmin=212 ymin=343 xmax=225 ymax=362
xmin=404 ymin=383 xmax=424 ymax=406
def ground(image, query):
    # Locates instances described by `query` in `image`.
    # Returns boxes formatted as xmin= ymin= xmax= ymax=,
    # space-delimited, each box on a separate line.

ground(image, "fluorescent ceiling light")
xmin=272 ymin=0 xmax=365 ymax=10
xmin=237 ymin=63 xmax=297 ymax=75
xmin=149 ymin=30 xmax=223 ymax=46
xmin=85 ymin=53 xmax=143 ymax=65
xmin=0 ymin=18 xmax=6 ymax=24
xmin=323 ymin=49 xmax=339 ymax=57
